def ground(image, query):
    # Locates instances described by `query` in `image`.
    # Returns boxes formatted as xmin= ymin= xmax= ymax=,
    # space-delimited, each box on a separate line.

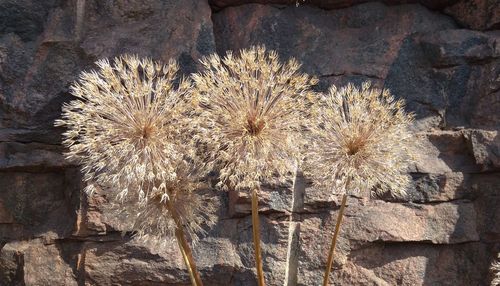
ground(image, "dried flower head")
xmin=104 ymin=161 xmax=213 ymax=244
xmin=55 ymin=55 xmax=195 ymax=200
xmin=192 ymin=46 xmax=317 ymax=191
xmin=492 ymin=254 xmax=500 ymax=286
xmin=305 ymin=82 xmax=415 ymax=197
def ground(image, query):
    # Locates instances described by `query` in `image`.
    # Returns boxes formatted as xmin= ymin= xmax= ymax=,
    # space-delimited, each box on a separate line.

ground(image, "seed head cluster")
xmin=57 ymin=48 xmax=418 ymax=246
xmin=55 ymin=55 xmax=196 ymax=201
xmin=492 ymin=254 xmax=500 ymax=286
xmin=305 ymin=82 xmax=415 ymax=197
xmin=192 ymin=46 xmax=318 ymax=191
xmin=104 ymin=161 xmax=211 ymax=244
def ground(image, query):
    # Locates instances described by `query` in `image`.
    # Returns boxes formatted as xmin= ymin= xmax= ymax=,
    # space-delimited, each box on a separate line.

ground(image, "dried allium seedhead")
xmin=55 ymin=55 xmax=195 ymax=200
xmin=305 ymin=82 xmax=415 ymax=197
xmin=492 ymin=254 xmax=500 ymax=286
xmin=192 ymin=46 xmax=317 ymax=191
xmin=104 ymin=161 xmax=213 ymax=244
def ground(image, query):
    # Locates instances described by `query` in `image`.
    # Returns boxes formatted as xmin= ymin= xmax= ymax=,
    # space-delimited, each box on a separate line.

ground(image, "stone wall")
xmin=0 ymin=0 xmax=499 ymax=285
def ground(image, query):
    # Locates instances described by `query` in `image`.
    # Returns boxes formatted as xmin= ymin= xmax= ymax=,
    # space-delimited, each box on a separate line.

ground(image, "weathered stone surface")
xmin=213 ymin=2 xmax=456 ymax=88
xmin=412 ymin=131 xmax=479 ymax=173
xmin=1 ymin=239 xmax=80 ymax=286
xmin=468 ymin=130 xmax=500 ymax=170
xmin=0 ymin=242 xmax=23 ymax=285
xmin=474 ymin=193 xmax=500 ymax=242
xmin=24 ymin=240 xmax=80 ymax=286
xmin=345 ymin=200 xmax=479 ymax=244
xmin=301 ymin=176 xmax=348 ymax=211
xmin=78 ymin=189 xmax=289 ymax=285
xmin=197 ymin=215 xmax=290 ymax=286
xmin=0 ymin=128 xmax=63 ymax=145
xmin=82 ymin=214 xmax=290 ymax=286
xmin=385 ymin=29 xmax=500 ymax=130
xmin=418 ymin=29 xmax=498 ymax=66
xmin=297 ymin=209 xmax=487 ymax=285
xmin=445 ymin=0 xmax=500 ymax=30
xmin=0 ymin=0 xmax=61 ymax=41
xmin=211 ymin=0 xmax=499 ymax=32
xmin=0 ymin=142 xmax=69 ymax=171
xmin=470 ymin=172 xmax=500 ymax=197
xmin=0 ymin=0 xmax=216 ymax=137
xmin=0 ymin=199 xmax=15 ymax=223
xmin=294 ymin=197 xmax=483 ymax=284
xmin=0 ymin=0 xmax=499 ymax=285
xmin=327 ymin=242 xmax=492 ymax=286
xmin=407 ymin=172 xmax=470 ymax=202
xmin=80 ymin=0 xmax=216 ymax=74
xmin=210 ymin=0 xmax=460 ymax=10
xmin=83 ymin=239 xmax=190 ymax=285
xmin=299 ymin=198 xmax=479 ymax=246
xmin=0 ymin=170 xmax=78 ymax=241
xmin=73 ymin=188 xmax=108 ymax=237
xmin=470 ymin=173 xmax=500 ymax=242
xmin=409 ymin=130 xmax=499 ymax=175
xmin=302 ymin=171 xmax=474 ymax=207
xmin=228 ymin=184 xmax=293 ymax=217
xmin=0 ymin=34 xmax=94 ymax=129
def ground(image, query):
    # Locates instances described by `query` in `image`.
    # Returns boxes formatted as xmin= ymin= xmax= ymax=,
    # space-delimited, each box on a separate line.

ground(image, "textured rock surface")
xmin=0 ymin=0 xmax=499 ymax=285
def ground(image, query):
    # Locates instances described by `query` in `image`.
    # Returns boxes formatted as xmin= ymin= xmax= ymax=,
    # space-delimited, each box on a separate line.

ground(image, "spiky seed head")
xmin=492 ymin=254 xmax=500 ymax=286
xmin=305 ymin=82 xmax=415 ymax=197
xmin=55 ymin=55 xmax=196 ymax=201
xmin=103 ymin=161 xmax=213 ymax=244
xmin=192 ymin=46 xmax=318 ymax=191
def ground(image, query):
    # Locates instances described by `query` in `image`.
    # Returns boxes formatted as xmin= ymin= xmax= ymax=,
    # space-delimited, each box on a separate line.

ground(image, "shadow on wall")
xmin=383 ymin=26 xmax=500 ymax=285
xmin=419 ymin=133 xmax=492 ymax=285
xmin=0 ymin=167 xmax=80 ymax=242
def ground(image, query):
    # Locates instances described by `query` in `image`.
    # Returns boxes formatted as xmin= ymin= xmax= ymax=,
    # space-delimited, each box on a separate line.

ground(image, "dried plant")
xmin=55 ymin=55 xmax=205 ymax=285
xmin=104 ymin=160 xmax=212 ymax=245
xmin=192 ymin=46 xmax=317 ymax=286
xmin=305 ymin=82 xmax=415 ymax=198
xmin=55 ymin=55 xmax=196 ymax=201
xmin=305 ymin=82 xmax=415 ymax=286
xmin=192 ymin=46 xmax=318 ymax=191
xmin=492 ymin=254 xmax=500 ymax=286
xmin=104 ymin=161 xmax=208 ymax=286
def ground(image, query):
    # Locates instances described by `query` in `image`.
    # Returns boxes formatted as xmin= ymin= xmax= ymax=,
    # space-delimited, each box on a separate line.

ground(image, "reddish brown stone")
xmin=210 ymin=0 xmax=459 ymax=10
xmin=0 ymin=241 xmax=23 ymax=284
xmin=80 ymin=0 xmax=215 ymax=74
xmin=0 ymin=171 xmax=77 ymax=241
xmin=0 ymin=199 xmax=14 ymax=223
xmin=1 ymin=240 xmax=80 ymax=286
xmin=227 ymin=184 xmax=294 ymax=217
xmin=73 ymin=190 xmax=108 ymax=237
xmin=0 ymin=0 xmax=499 ymax=285
xmin=445 ymin=0 xmax=500 ymax=30
xmin=468 ymin=130 xmax=500 ymax=170
xmin=404 ymin=131 xmax=477 ymax=174
xmin=213 ymin=2 xmax=456 ymax=84
xmin=385 ymin=29 xmax=499 ymax=130
xmin=297 ymin=202 xmax=486 ymax=285
xmin=0 ymin=142 xmax=69 ymax=171
xmin=407 ymin=172 xmax=470 ymax=202
xmin=326 ymin=242 xmax=492 ymax=286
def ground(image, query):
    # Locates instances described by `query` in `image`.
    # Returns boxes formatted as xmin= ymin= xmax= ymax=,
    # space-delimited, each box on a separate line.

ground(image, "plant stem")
xmin=322 ymin=194 xmax=348 ymax=286
xmin=166 ymin=198 xmax=203 ymax=286
xmin=252 ymin=188 xmax=265 ymax=286
xmin=176 ymin=230 xmax=198 ymax=286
